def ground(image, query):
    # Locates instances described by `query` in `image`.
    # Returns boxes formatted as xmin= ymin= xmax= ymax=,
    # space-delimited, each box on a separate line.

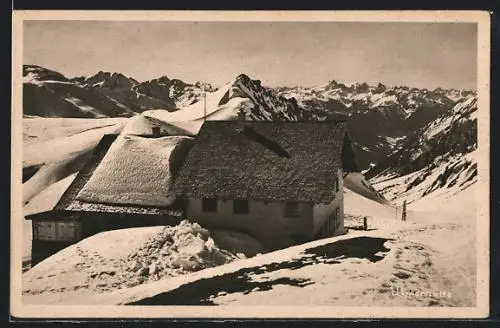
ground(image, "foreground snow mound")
xmin=23 ymin=220 xmax=239 ymax=298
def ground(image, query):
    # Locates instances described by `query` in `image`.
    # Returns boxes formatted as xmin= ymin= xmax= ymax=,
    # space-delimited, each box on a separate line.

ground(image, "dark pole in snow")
xmin=402 ymin=200 xmax=407 ymax=221
xmin=363 ymin=217 xmax=368 ymax=231
xmin=203 ymin=88 xmax=207 ymax=122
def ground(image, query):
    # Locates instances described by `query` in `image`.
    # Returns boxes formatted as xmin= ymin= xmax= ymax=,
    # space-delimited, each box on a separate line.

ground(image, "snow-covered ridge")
xmin=368 ymin=96 xmax=478 ymax=203
xmin=275 ymin=79 xmax=475 ymax=116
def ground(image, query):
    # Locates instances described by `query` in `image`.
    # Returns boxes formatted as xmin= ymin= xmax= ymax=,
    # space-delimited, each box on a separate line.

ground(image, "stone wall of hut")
xmin=185 ymin=197 xmax=315 ymax=251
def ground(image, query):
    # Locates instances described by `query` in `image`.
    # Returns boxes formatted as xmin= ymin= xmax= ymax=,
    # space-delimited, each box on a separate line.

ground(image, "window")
xmin=34 ymin=221 xmax=56 ymax=241
xmin=233 ymin=199 xmax=249 ymax=214
xmin=284 ymin=201 xmax=299 ymax=217
xmin=56 ymin=221 xmax=79 ymax=241
xmin=202 ymin=198 xmax=218 ymax=213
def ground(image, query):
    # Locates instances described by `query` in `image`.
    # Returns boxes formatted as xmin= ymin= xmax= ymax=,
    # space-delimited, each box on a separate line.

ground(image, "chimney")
xmin=236 ymin=109 xmax=246 ymax=132
xmin=152 ymin=126 xmax=161 ymax=138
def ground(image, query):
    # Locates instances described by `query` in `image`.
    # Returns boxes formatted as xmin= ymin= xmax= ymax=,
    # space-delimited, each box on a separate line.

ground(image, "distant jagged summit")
xmin=132 ymin=75 xmax=214 ymax=109
xmin=222 ymin=73 xmax=306 ymax=121
xmin=83 ymin=71 xmax=139 ymax=89
xmin=22 ymin=65 xmax=135 ymax=118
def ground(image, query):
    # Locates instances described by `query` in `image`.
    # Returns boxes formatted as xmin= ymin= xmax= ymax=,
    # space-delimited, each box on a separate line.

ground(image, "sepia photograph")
xmin=11 ymin=10 xmax=490 ymax=319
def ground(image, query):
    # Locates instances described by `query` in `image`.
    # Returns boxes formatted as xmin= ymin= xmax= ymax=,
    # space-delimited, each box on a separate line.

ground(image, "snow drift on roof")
xmin=121 ymin=114 xmax=195 ymax=137
xmin=76 ymin=135 xmax=194 ymax=207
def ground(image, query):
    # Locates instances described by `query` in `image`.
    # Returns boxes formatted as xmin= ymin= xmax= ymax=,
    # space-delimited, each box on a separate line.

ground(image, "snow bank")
xmin=24 ymin=173 xmax=77 ymax=216
xmin=23 ymin=150 xmax=93 ymax=204
xmin=23 ymin=220 xmax=239 ymax=300
xmin=344 ymin=172 xmax=389 ymax=205
xmin=210 ymin=230 xmax=266 ymax=258
xmin=121 ymin=114 xmax=195 ymax=137
xmin=76 ymin=135 xmax=194 ymax=207
xmin=344 ymin=188 xmax=398 ymax=228
xmin=140 ymin=111 xmax=205 ymax=135
xmin=23 ymin=117 xmax=127 ymax=150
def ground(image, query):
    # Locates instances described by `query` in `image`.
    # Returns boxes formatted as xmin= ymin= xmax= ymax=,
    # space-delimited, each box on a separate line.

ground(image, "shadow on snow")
xmin=128 ymin=236 xmax=392 ymax=305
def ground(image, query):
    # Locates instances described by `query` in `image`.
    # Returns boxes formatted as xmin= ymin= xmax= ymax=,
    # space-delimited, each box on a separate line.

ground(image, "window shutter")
xmin=233 ymin=199 xmax=249 ymax=214
xmin=202 ymin=198 xmax=218 ymax=213
xmin=285 ymin=201 xmax=299 ymax=217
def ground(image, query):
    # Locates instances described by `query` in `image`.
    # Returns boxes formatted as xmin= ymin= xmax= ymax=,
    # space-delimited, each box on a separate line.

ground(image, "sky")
xmin=23 ymin=21 xmax=477 ymax=90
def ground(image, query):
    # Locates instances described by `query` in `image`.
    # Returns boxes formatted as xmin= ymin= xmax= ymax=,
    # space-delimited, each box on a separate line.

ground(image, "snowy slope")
xmin=372 ymin=151 xmax=477 ymax=206
xmin=23 ymin=118 xmax=127 ymax=203
xmin=368 ymin=96 xmax=478 ymax=204
xmin=23 ymin=65 xmax=136 ymax=118
xmin=22 ymin=188 xmax=476 ymax=307
xmin=122 ymin=74 xmax=307 ymax=136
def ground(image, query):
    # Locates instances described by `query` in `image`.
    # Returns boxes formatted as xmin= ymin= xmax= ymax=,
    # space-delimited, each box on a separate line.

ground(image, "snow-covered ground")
xmin=22 ymin=182 xmax=477 ymax=307
xmin=22 ymin=221 xmax=261 ymax=304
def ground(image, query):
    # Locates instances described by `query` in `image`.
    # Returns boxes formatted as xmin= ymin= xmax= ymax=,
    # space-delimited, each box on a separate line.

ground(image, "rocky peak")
xmin=23 ymin=64 xmax=69 ymax=82
xmin=83 ymin=71 xmax=137 ymax=89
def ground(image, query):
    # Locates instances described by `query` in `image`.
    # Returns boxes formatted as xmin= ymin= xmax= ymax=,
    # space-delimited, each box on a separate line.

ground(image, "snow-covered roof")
xmin=75 ymin=135 xmax=194 ymax=207
xmin=170 ymin=121 xmax=360 ymax=203
xmin=26 ymin=133 xmax=189 ymax=219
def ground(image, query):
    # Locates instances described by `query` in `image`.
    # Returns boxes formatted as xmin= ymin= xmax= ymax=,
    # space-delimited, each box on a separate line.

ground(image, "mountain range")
xmin=22 ymin=64 xmax=477 ymax=201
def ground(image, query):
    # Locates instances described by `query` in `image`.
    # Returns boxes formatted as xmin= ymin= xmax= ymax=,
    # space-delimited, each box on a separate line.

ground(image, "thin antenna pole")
xmin=203 ymin=87 xmax=207 ymax=122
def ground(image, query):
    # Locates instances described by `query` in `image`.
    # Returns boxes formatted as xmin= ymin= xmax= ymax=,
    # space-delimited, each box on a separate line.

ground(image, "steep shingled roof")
xmin=170 ymin=121 xmax=359 ymax=203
